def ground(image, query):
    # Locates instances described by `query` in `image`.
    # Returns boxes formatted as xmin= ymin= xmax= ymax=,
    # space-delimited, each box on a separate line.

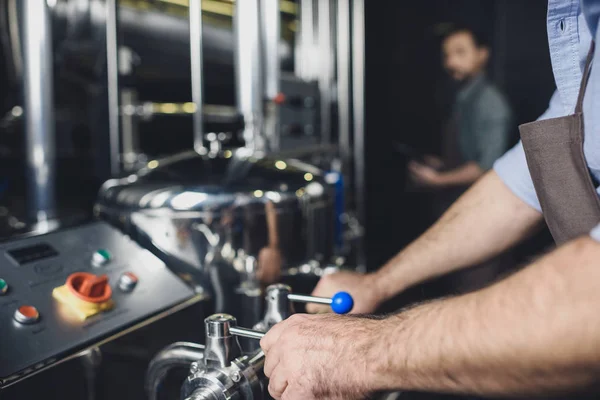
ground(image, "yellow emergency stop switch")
xmin=53 ymin=272 xmax=114 ymax=321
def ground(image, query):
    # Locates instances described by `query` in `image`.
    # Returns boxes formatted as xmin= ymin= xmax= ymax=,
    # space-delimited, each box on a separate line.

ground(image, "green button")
xmin=0 ymin=279 xmax=8 ymax=295
xmin=97 ymin=249 xmax=111 ymax=260
xmin=92 ymin=249 xmax=112 ymax=267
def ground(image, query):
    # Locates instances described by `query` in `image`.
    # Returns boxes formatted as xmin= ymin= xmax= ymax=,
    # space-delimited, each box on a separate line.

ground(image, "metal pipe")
xmin=106 ymin=0 xmax=121 ymax=176
xmin=317 ymin=0 xmax=334 ymax=144
xmin=352 ymin=0 xmax=366 ymax=272
xmin=145 ymin=342 xmax=205 ymax=400
xmin=262 ymin=0 xmax=281 ymax=101
xmin=229 ymin=326 xmax=265 ymax=340
xmin=79 ymin=347 xmax=102 ymax=400
xmin=298 ymin=0 xmax=316 ymax=80
xmin=120 ymin=89 xmax=139 ymax=171
xmin=22 ymin=0 xmax=56 ymax=223
xmin=190 ymin=0 xmax=207 ymax=155
xmin=287 ymin=293 xmax=331 ymax=305
xmin=336 ymin=0 xmax=352 ymax=178
xmin=261 ymin=0 xmax=281 ymax=151
xmin=7 ymin=0 xmax=22 ymax=82
xmin=234 ymin=0 xmax=264 ymax=152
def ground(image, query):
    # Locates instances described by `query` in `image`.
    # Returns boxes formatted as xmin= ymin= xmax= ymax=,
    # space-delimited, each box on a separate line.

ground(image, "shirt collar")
xmin=456 ymin=73 xmax=486 ymax=103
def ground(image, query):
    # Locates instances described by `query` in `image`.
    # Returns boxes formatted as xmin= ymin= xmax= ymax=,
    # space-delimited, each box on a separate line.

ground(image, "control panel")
xmin=0 ymin=222 xmax=200 ymax=388
xmin=279 ymin=74 xmax=321 ymax=150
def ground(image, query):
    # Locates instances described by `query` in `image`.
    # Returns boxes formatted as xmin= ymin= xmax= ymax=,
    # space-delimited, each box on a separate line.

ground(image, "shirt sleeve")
xmin=493 ymin=89 xmax=565 ymax=212
xmin=590 ymin=222 xmax=600 ymax=242
xmin=473 ymin=93 xmax=513 ymax=171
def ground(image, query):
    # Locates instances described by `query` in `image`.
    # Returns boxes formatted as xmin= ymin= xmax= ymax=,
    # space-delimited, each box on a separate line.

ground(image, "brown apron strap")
xmin=518 ymin=41 xmax=600 ymax=244
xmin=575 ymin=41 xmax=595 ymax=113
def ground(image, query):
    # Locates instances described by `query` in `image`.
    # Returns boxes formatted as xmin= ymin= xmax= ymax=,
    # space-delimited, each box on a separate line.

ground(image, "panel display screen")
xmin=7 ymin=243 xmax=59 ymax=265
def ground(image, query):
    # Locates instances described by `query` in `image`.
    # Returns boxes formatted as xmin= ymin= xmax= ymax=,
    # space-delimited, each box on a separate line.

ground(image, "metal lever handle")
xmin=230 ymin=326 xmax=265 ymax=340
xmin=229 ymin=292 xmax=354 ymax=343
xmin=287 ymin=291 xmax=354 ymax=314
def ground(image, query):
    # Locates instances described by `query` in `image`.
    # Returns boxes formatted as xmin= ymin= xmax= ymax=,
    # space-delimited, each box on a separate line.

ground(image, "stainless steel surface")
xmin=262 ymin=0 xmax=281 ymax=101
xmin=235 ymin=0 xmax=265 ymax=152
xmin=0 ymin=222 xmax=203 ymax=389
xmin=121 ymin=88 xmax=140 ymax=171
xmin=261 ymin=0 xmax=282 ymax=151
xmin=253 ymin=283 xmax=294 ymax=331
xmin=229 ymin=326 xmax=265 ymax=340
xmin=22 ymin=0 xmax=56 ymax=223
xmin=7 ymin=0 xmax=22 ymax=82
xmin=79 ymin=347 xmax=102 ymax=400
xmin=2 ymin=294 xmax=204 ymax=389
xmin=106 ymin=0 xmax=121 ymax=177
xmin=181 ymin=346 xmax=265 ymax=400
xmin=336 ymin=0 xmax=352 ymax=179
xmin=96 ymin=150 xmax=336 ymax=291
xmin=317 ymin=0 xmax=334 ymax=145
xmin=145 ymin=342 xmax=206 ymax=400
xmin=297 ymin=0 xmax=317 ymax=80
xmin=148 ymin=312 xmax=267 ymax=400
xmin=352 ymin=0 xmax=366 ymax=272
xmin=288 ymin=293 xmax=332 ymax=305
xmin=190 ymin=0 xmax=208 ymax=156
xmin=204 ymin=314 xmax=243 ymax=368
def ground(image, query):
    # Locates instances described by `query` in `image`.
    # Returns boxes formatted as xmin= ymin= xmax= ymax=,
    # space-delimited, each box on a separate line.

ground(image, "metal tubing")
xmin=229 ymin=327 xmax=265 ymax=340
xmin=190 ymin=0 xmax=207 ymax=155
xmin=261 ymin=0 xmax=281 ymax=151
xmin=262 ymin=0 xmax=281 ymax=100
xmin=352 ymin=0 xmax=366 ymax=272
xmin=317 ymin=0 xmax=334 ymax=144
xmin=106 ymin=0 xmax=121 ymax=176
xmin=287 ymin=293 xmax=332 ymax=305
xmin=336 ymin=0 xmax=352 ymax=177
xmin=79 ymin=347 xmax=102 ymax=400
xmin=22 ymin=0 xmax=56 ymax=223
xmin=120 ymin=89 xmax=139 ymax=170
xmin=235 ymin=0 xmax=264 ymax=152
xmin=145 ymin=342 xmax=206 ymax=400
xmin=298 ymin=0 xmax=316 ymax=80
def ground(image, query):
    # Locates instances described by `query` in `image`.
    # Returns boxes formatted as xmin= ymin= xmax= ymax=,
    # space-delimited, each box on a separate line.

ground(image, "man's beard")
xmin=449 ymin=74 xmax=471 ymax=91
xmin=448 ymin=71 xmax=476 ymax=90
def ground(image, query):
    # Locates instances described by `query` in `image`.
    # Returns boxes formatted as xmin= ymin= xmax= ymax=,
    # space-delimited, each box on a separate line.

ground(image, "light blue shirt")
xmin=493 ymin=0 xmax=600 ymax=212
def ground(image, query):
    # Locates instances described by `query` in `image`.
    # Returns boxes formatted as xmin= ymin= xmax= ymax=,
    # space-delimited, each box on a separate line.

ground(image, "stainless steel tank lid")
xmin=97 ymin=150 xmax=329 ymax=213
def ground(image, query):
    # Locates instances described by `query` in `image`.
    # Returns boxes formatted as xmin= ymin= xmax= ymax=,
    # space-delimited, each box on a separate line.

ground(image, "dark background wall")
xmin=363 ymin=0 xmax=555 ymax=269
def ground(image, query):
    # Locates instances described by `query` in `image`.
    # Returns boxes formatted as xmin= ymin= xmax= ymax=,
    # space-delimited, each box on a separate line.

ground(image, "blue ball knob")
xmin=331 ymin=291 xmax=354 ymax=314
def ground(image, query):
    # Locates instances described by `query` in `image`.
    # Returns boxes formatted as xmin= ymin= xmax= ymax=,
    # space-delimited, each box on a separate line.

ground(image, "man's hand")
xmin=423 ymin=154 xmax=444 ymax=169
xmin=306 ymin=271 xmax=384 ymax=314
xmin=408 ymin=161 xmax=443 ymax=187
xmin=260 ymin=313 xmax=381 ymax=400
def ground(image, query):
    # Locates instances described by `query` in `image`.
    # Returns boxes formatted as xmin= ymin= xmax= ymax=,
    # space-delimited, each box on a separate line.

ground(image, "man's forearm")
xmin=368 ymin=237 xmax=600 ymax=396
xmin=436 ymin=162 xmax=485 ymax=187
xmin=371 ymin=171 xmax=543 ymax=300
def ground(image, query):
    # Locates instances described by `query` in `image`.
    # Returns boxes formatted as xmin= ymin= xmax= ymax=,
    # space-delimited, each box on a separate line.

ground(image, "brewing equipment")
xmin=0 ymin=0 xmax=367 ymax=397
xmin=95 ymin=148 xmax=337 ymax=324
xmin=146 ymin=284 xmax=354 ymax=400
xmin=94 ymin=0 xmax=348 ymax=330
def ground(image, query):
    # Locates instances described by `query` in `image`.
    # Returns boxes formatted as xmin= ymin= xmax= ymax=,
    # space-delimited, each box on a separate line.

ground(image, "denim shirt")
xmin=493 ymin=0 xmax=600 ymax=212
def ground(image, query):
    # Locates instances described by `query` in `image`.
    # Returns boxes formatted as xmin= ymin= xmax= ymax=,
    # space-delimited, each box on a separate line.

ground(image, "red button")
xmin=273 ymin=92 xmax=286 ymax=105
xmin=14 ymin=305 xmax=40 ymax=324
xmin=118 ymin=272 xmax=138 ymax=292
xmin=124 ymin=272 xmax=138 ymax=282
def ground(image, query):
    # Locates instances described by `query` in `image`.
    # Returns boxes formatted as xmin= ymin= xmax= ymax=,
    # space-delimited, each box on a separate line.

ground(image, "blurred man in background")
xmin=410 ymin=24 xmax=512 ymax=192
xmin=410 ymin=24 xmax=515 ymax=294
